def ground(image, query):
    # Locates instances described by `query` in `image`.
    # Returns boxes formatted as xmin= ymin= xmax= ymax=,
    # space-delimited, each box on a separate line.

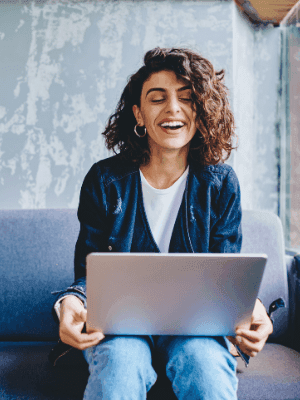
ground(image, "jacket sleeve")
xmin=208 ymin=167 xmax=247 ymax=365
xmin=209 ymin=168 xmax=242 ymax=254
xmin=52 ymin=163 xmax=108 ymax=322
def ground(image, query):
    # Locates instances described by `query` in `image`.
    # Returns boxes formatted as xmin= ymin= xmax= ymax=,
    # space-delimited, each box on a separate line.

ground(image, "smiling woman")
xmin=131 ymin=70 xmax=198 ymax=189
xmin=103 ymin=47 xmax=237 ymax=167
xmin=132 ymin=71 xmax=197 ymax=155
xmin=53 ymin=47 xmax=273 ymax=400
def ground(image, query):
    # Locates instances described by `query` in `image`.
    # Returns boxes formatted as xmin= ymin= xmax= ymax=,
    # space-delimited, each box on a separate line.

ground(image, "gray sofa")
xmin=0 ymin=209 xmax=299 ymax=400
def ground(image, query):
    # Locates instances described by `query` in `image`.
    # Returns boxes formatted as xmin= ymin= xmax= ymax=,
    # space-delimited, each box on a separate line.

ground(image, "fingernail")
xmin=236 ymin=336 xmax=242 ymax=343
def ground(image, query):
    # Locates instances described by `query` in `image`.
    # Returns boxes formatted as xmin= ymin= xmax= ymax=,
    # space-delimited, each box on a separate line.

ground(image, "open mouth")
xmin=159 ymin=121 xmax=186 ymax=131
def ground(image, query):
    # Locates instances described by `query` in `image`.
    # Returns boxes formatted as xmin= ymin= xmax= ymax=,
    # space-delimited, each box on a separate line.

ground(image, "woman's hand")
xmin=59 ymin=295 xmax=104 ymax=350
xmin=227 ymin=298 xmax=273 ymax=357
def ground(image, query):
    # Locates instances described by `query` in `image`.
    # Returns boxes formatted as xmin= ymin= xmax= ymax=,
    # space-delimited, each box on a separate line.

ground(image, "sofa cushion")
xmin=241 ymin=211 xmax=289 ymax=344
xmin=0 ymin=342 xmax=88 ymax=400
xmin=0 ymin=209 xmax=78 ymax=341
xmin=287 ymin=254 xmax=300 ymax=352
xmin=236 ymin=343 xmax=300 ymax=400
xmin=1 ymin=342 xmax=299 ymax=400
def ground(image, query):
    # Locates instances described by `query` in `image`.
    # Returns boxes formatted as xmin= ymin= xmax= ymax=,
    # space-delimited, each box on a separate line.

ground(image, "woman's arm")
xmin=52 ymin=163 xmax=108 ymax=310
xmin=209 ymin=168 xmax=272 ymax=358
xmin=209 ymin=168 xmax=242 ymax=254
xmin=52 ymin=163 xmax=108 ymax=347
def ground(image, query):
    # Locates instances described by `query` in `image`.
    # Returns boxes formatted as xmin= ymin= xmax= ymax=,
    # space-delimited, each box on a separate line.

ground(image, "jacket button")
xmin=108 ymin=245 xmax=112 ymax=251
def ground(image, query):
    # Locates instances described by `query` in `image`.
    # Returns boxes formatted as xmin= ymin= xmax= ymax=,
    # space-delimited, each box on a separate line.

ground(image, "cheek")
xmin=143 ymin=108 xmax=159 ymax=127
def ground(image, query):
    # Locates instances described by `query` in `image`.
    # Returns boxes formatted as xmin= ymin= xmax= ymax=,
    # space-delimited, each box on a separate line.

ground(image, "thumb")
xmin=79 ymin=308 xmax=87 ymax=322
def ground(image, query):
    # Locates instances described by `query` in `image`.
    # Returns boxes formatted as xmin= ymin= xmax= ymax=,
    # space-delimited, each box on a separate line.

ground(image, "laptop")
xmin=86 ymin=253 xmax=267 ymax=336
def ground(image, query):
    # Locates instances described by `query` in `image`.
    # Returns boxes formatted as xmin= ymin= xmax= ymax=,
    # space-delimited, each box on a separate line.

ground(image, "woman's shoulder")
xmin=86 ymin=154 xmax=139 ymax=185
xmin=190 ymin=162 xmax=238 ymax=188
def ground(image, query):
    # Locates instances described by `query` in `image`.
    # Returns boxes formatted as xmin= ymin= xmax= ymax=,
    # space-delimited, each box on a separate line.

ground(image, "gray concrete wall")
xmin=0 ymin=0 xmax=281 ymax=215
xmin=232 ymin=5 xmax=280 ymax=213
xmin=252 ymin=27 xmax=281 ymax=214
xmin=279 ymin=22 xmax=300 ymax=250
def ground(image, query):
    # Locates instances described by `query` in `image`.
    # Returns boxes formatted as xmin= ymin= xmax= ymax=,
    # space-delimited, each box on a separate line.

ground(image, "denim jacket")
xmin=52 ymin=154 xmax=242 ymax=315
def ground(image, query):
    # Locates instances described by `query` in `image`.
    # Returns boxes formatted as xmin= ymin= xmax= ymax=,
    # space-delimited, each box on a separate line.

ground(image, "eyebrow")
xmin=145 ymin=85 xmax=191 ymax=97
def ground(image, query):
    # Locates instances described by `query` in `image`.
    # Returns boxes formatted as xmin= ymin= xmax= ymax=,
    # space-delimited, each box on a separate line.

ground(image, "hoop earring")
xmin=134 ymin=124 xmax=147 ymax=138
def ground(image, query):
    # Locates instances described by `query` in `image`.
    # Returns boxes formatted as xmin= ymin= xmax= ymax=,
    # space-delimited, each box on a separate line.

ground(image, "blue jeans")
xmin=82 ymin=335 xmax=238 ymax=400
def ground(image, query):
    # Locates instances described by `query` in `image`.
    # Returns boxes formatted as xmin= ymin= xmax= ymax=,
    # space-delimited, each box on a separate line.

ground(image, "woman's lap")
xmin=83 ymin=335 xmax=238 ymax=400
xmin=155 ymin=336 xmax=238 ymax=399
xmin=83 ymin=336 xmax=157 ymax=400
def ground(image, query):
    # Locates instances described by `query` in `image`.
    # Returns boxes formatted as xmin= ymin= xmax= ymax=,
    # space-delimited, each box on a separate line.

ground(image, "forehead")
xmin=142 ymin=70 xmax=190 ymax=92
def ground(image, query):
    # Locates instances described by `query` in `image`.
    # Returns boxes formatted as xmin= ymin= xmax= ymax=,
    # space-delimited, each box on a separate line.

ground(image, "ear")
xmin=132 ymin=105 xmax=144 ymax=126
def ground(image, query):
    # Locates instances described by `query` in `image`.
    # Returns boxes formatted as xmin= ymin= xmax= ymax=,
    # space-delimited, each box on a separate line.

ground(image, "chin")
xmin=149 ymin=136 xmax=190 ymax=152
xmin=162 ymin=143 xmax=189 ymax=152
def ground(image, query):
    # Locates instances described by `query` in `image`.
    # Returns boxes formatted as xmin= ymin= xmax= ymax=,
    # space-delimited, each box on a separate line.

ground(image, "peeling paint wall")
xmin=288 ymin=28 xmax=300 ymax=250
xmin=279 ymin=20 xmax=300 ymax=250
xmin=252 ymin=27 xmax=281 ymax=213
xmin=232 ymin=5 xmax=255 ymax=210
xmin=0 ymin=0 xmax=280 ymax=213
xmin=232 ymin=5 xmax=280 ymax=213
xmin=0 ymin=0 xmax=234 ymax=209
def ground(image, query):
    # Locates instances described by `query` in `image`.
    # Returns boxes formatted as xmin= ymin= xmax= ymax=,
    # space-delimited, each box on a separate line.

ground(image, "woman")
xmin=54 ymin=47 xmax=273 ymax=399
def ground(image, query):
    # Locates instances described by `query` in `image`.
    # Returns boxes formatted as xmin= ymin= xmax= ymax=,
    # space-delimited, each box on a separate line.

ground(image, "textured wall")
xmin=232 ymin=5 xmax=255 ymax=210
xmin=287 ymin=27 xmax=300 ymax=249
xmin=0 ymin=0 xmax=280 ymax=213
xmin=252 ymin=27 xmax=281 ymax=213
xmin=0 ymin=0 xmax=234 ymax=209
xmin=232 ymin=6 xmax=280 ymax=213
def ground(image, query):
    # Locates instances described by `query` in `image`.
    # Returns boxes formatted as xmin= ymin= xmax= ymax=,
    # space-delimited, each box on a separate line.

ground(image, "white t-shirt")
xmin=140 ymin=167 xmax=189 ymax=253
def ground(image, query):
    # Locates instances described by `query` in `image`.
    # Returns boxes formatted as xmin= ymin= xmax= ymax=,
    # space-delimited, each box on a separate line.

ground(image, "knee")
xmin=90 ymin=336 xmax=152 ymax=372
xmin=165 ymin=337 xmax=238 ymax=400
xmin=167 ymin=336 xmax=236 ymax=371
xmin=85 ymin=336 xmax=157 ymax=393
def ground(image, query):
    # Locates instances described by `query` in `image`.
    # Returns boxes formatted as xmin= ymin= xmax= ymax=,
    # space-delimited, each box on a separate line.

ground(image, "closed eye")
xmin=152 ymin=98 xmax=191 ymax=103
xmin=151 ymin=99 xmax=165 ymax=103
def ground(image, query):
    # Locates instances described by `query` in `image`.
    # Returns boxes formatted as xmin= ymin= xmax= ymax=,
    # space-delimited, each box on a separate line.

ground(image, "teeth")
xmin=161 ymin=121 xmax=184 ymax=128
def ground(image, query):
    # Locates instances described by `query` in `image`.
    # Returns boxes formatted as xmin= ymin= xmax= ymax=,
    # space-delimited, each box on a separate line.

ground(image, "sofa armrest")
xmin=286 ymin=254 xmax=295 ymax=275
xmin=287 ymin=254 xmax=300 ymax=352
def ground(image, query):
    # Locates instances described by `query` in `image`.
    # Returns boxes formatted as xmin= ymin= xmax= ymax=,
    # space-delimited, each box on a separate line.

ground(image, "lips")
xmin=158 ymin=119 xmax=186 ymax=131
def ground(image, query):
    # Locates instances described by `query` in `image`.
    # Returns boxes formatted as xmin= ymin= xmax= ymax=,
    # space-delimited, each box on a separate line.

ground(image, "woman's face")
xmin=132 ymin=70 xmax=197 ymax=154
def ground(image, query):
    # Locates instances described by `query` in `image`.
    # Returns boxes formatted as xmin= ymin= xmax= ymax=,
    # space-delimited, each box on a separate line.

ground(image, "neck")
xmin=140 ymin=144 xmax=189 ymax=189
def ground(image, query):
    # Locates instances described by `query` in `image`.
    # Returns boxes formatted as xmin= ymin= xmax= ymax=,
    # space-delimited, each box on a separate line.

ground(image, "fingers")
xmin=59 ymin=295 xmax=104 ymax=350
xmin=234 ymin=334 xmax=260 ymax=357
xmin=228 ymin=341 xmax=239 ymax=357
xmin=236 ymin=324 xmax=272 ymax=343
xmin=233 ymin=325 xmax=270 ymax=357
xmin=228 ymin=331 xmax=264 ymax=357
xmin=227 ymin=335 xmax=257 ymax=357
xmin=60 ymin=324 xmax=104 ymax=350
xmin=230 ymin=298 xmax=274 ymax=358
xmin=60 ymin=317 xmax=104 ymax=350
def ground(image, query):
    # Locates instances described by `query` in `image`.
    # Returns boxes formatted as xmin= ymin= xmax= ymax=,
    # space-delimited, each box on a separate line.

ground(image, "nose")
xmin=165 ymin=94 xmax=180 ymax=114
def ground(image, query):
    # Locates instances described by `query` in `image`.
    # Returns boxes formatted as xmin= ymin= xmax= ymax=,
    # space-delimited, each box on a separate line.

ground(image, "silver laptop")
xmin=86 ymin=253 xmax=267 ymax=336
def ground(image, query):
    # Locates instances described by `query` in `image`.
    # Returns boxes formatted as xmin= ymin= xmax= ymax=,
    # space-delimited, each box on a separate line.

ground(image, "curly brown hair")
xmin=102 ymin=47 xmax=237 ymax=166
